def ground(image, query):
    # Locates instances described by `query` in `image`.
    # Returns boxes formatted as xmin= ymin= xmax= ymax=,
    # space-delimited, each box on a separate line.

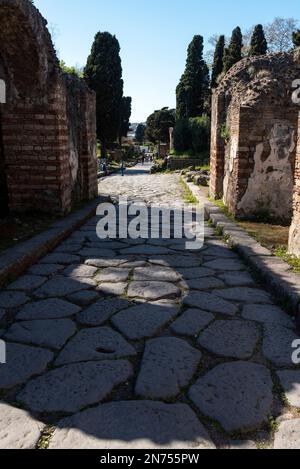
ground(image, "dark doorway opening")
xmin=0 ymin=106 xmax=9 ymax=218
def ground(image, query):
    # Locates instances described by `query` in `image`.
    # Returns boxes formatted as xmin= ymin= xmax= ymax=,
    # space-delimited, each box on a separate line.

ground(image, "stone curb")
xmin=184 ymin=178 xmax=300 ymax=316
xmin=0 ymin=196 xmax=110 ymax=288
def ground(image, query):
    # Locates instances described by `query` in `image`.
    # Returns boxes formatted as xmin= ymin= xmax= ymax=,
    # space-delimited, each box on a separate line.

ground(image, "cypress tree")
xmin=135 ymin=124 xmax=146 ymax=144
xmin=176 ymin=35 xmax=210 ymax=119
xmin=84 ymin=32 xmax=124 ymax=156
xmin=293 ymin=30 xmax=300 ymax=47
xmin=223 ymin=27 xmax=243 ymax=73
xmin=211 ymin=35 xmax=225 ymax=88
xmin=249 ymin=24 xmax=268 ymax=56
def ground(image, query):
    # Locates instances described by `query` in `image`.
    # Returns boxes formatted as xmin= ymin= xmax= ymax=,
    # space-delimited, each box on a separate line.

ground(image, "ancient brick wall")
xmin=0 ymin=0 xmax=98 ymax=216
xmin=210 ymin=52 xmax=300 ymax=224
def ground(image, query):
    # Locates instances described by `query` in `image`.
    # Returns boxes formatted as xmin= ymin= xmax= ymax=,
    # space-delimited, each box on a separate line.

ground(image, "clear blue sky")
xmin=34 ymin=0 xmax=299 ymax=122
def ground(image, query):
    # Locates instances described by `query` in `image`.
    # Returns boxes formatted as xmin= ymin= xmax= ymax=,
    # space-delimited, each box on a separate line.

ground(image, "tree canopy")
xmin=176 ymin=35 xmax=210 ymax=119
xmin=249 ymin=24 xmax=268 ymax=56
xmin=119 ymin=97 xmax=132 ymax=143
xmin=135 ymin=124 xmax=146 ymax=144
xmin=293 ymin=30 xmax=300 ymax=47
xmin=145 ymin=108 xmax=175 ymax=144
xmin=223 ymin=27 xmax=243 ymax=73
xmin=84 ymin=32 xmax=124 ymax=154
xmin=211 ymin=35 xmax=225 ymax=88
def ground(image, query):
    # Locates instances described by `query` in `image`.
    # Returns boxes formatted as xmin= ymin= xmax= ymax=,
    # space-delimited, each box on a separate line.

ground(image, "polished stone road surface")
xmin=0 ymin=164 xmax=299 ymax=449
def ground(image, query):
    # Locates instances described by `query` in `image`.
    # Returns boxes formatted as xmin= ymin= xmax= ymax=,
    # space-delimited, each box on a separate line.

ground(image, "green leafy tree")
xmin=119 ymin=97 xmax=132 ymax=143
xmin=174 ymin=116 xmax=210 ymax=155
xmin=189 ymin=116 xmax=211 ymax=154
xmin=135 ymin=124 xmax=146 ymax=144
xmin=84 ymin=32 xmax=124 ymax=156
xmin=211 ymin=35 xmax=225 ymax=88
xmin=249 ymin=24 xmax=268 ymax=56
xmin=293 ymin=30 xmax=300 ymax=47
xmin=60 ymin=60 xmax=83 ymax=77
xmin=176 ymin=35 xmax=210 ymax=119
xmin=223 ymin=27 xmax=243 ymax=73
xmin=145 ymin=108 xmax=175 ymax=144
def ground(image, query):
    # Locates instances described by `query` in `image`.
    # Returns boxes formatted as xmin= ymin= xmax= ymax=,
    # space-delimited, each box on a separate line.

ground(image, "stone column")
xmin=169 ymin=127 xmax=174 ymax=151
xmin=289 ymin=111 xmax=300 ymax=256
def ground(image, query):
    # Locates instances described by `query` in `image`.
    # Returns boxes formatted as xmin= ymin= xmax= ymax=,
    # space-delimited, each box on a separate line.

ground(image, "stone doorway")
xmin=0 ymin=105 xmax=9 ymax=218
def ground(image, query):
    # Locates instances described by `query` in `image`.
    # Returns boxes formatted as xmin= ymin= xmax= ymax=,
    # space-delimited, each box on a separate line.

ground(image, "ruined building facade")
xmin=0 ymin=0 xmax=98 ymax=217
xmin=210 ymin=49 xmax=300 ymax=256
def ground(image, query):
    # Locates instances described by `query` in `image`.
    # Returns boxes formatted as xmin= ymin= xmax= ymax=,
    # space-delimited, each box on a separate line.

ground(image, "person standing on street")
xmin=120 ymin=160 xmax=126 ymax=177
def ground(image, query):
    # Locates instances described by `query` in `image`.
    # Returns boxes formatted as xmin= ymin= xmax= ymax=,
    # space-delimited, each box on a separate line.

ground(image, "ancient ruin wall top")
xmin=0 ymin=0 xmax=61 ymax=98
xmin=0 ymin=0 xmax=94 ymax=102
xmin=214 ymin=48 xmax=300 ymax=109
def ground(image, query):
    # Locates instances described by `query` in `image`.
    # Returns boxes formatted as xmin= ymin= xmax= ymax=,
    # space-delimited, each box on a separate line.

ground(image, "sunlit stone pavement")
xmin=0 ymin=164 xmax=299 ymax=449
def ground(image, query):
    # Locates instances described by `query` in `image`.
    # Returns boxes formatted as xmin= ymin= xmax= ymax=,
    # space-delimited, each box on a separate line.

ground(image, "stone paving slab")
xmin=218 ymin=272 xmax=255 ymax=287
xmin=186 ymin=277 xmax=225 ymax=291
xmin=55 ymin=327 xmax=136 ymax=366
xmin=149 ymin=255 xmax=201 ymax=268
xmin=7 ymin=275 xmax=47 ymax=292
xmin=120 ymin=245 xmax=171 ymax=256
xmin=189 ymin=361 xmax=273 ymax=433
xmin=67 ymin=290 xmax=100 ymax=306
xmin=198 ymin=320 xmax=260 ymax=359
xmin=133 ymin=266 xmax=181 ymax=282
xmin=135 ymin=338 xmax=201 ymax=399
xmin=40 ymin=253 xmax=81 ymax=265
xmin=18 ymin=360 xmax=133 ymax=413
xmin=97 ymin=282 xmax=128 ymax=297
xmin=242 ymin=304 xmax=295 ymax=328
xmin=202 ymin=259 xmax=246 ymax=272
xmin=183 ymin=291 xmax=238 ymax=315
xmin=0 ymin=402 xmax=44 ymax=449
xmin=177 ymin=267 xmax=216 ymax=279
xmin=6 ymin=319 xmax=76 ymax=350
xmin=77 ymin=298 xmax=131 ymax=326
xmin=262 ymin=324 xmax=300 ymax=367
xmin=0 ymin=291 xmax=29 ymax=309
xmin=49 ymin=401 xmax=216 ymax=449
xmin=277 ymin=371 xmax=300 ymax=408
xmin=95 ymin=268 xmax=131 ymax=283
xmin=0 ymin=343 xmax=53 ymax=389
xmin=274 ymin=419 xmax=300 ymax=449
xmin=34 ymin=276 xmax=96 ymax=298
xmin=112 ymin=303 xmax=180 ymax=340
xmin=16 ymin=298 xmax=81 ymax=320
xmin=215 ymin=287 xmax=272 ymax=304
xmin=62 ymin=264 xmax=98 ymax=278
xmin=85 ymin=258 xmax=128 ymax=268
xmin=28 ymin=264 xmax=64 ymax=276
xmin=127 ymin=281 xmax=181 ymax=301
xmin=170 ymin=309 xmax=214 ymax=337
xmin=78 ymin=248 xmax=116 ymax=258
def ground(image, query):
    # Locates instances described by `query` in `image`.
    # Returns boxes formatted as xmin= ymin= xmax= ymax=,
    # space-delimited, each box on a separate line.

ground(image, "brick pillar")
xmin=210 ymin=93 xmax=225 ymax=199
xmin=289 ymin=111 xmax=300 ymax=256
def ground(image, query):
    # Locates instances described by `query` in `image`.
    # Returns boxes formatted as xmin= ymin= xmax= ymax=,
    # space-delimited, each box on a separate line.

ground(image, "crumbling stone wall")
xmin=289 ymin=111 xmax=300 ymax=256
xmin=210 ymin=51 xmax=300 ymax=224
xmin=0 ymin=0 xmax=98 ymax=215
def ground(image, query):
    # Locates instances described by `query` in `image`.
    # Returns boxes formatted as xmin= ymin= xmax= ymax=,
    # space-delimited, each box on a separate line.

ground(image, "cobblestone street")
xmin=0 ymin=164 xmax=299 ymax=449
